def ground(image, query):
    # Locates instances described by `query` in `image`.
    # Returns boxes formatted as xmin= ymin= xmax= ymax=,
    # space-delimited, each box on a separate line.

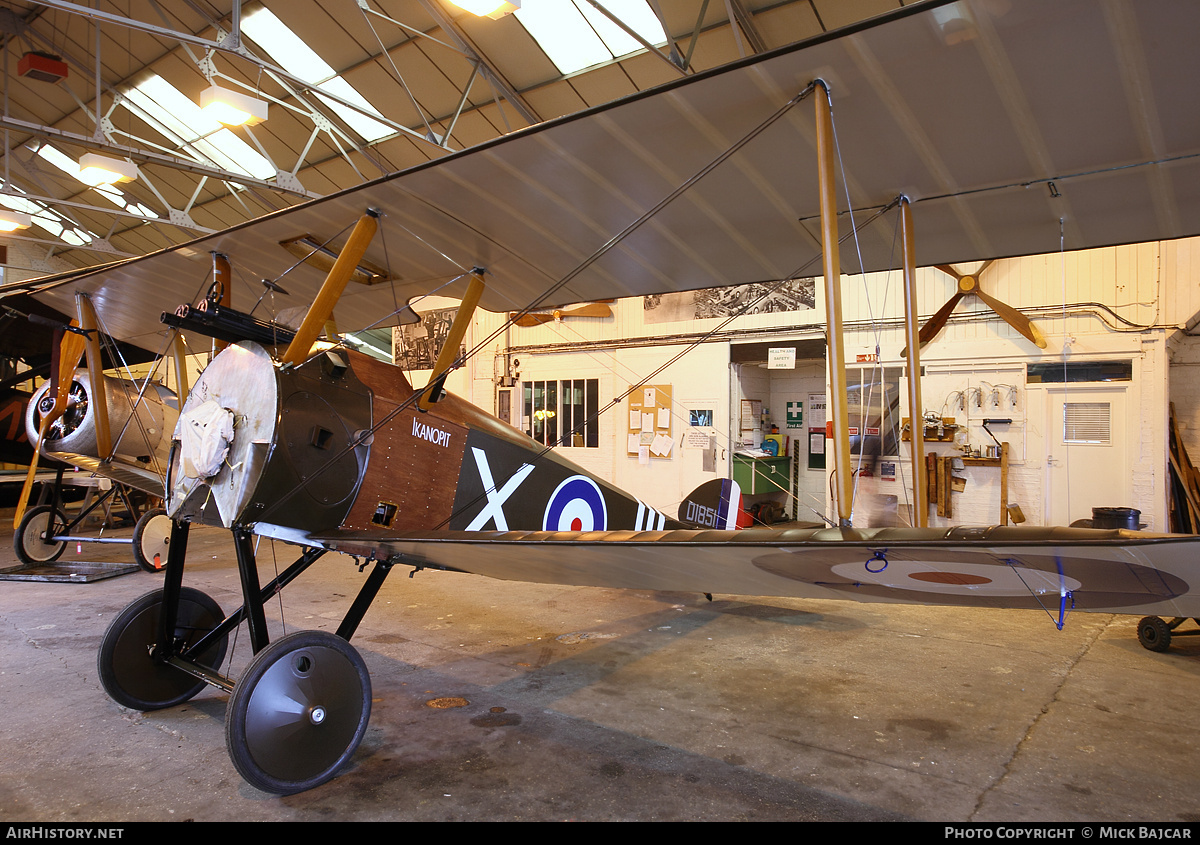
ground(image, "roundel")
xmin=543 ymin=475 xmax=608 ymax=531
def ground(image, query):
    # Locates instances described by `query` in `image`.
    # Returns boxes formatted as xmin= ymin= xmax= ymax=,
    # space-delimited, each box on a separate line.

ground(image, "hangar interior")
xmin=2 ymin=0 xmax=1200 ymax=823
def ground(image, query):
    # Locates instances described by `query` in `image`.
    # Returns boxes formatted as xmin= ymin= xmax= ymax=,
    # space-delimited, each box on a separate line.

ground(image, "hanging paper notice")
xmin=807 ymin=394 xmax=826 ymax=428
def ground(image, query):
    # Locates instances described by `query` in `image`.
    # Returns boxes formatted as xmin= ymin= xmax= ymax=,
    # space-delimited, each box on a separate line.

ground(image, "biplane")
xmin=1 ymin=295 xmax=172 ymax=572
xmin=4 ymin=0 xmax=1200 ymax=795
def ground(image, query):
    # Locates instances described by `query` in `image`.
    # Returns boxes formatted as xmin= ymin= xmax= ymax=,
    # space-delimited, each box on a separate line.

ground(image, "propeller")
xmin=14 ymin=322 xmax=88 ymax=527
xmin=901 ymin=261 xmax=1046 ymax=356
xmin=509 ymin=302 xmax=612 ymax=327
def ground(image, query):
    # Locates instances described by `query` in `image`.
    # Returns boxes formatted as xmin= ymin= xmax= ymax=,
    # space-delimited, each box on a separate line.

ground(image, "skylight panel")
xmin=241 ymin=7 xmax=392 ymax=143
xmin=0 ymin=181 xmax=96 ymax=244
xmin=516 ymin=0 xmax=667 ymax=75
xmin=123 ymin=75 xmax=275 ymax=181
xmin=516 ymin=1 xmax=611 ymax=73
xmin=578 ymin=0 xmax=665 ymax=55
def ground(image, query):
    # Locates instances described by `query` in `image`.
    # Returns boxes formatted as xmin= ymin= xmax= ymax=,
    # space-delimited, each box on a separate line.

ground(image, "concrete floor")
xmin=2 ymin=506 xmax=1200 ymax=823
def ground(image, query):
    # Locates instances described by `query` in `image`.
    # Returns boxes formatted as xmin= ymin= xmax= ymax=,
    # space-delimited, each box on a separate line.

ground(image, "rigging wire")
xmin=448 ymin=84 xmax=819 ymax=376
xmin=1059 ymin=215 xmax=1071 ymax=524
xmin=255 ymin=84 xmax=821 ymax=504
xmin=826 ymin=84 xmax=909 ymax=527
xmin=257 ymin=199 xmax=899 ymax=530
xmin=235 ymin=84 xmax=920 ymax=531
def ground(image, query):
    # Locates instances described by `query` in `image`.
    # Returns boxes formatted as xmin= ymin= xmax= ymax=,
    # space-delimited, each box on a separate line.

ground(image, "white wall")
xmin=397 ymin=235 xmax=1200 ymax=531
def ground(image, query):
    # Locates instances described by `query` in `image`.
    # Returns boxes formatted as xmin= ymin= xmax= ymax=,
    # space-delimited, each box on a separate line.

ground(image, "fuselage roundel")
xmin=448 ymin=429 xmax=674 ymax=533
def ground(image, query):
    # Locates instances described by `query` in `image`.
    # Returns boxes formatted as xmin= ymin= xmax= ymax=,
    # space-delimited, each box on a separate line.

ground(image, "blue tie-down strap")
xmin=1002 ymin=555 xmax=1075 ymax=630
xmin=865 ymin=548 xmax=888 ymax=574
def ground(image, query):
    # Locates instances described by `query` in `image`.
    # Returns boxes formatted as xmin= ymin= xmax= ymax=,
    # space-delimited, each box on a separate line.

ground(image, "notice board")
xmin=627 ymin=384 xmax=673 ymax=460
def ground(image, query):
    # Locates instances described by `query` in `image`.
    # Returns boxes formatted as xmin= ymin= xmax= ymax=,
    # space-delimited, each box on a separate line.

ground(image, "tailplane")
xmin=677 ymin=479 xmax=744 ymax=530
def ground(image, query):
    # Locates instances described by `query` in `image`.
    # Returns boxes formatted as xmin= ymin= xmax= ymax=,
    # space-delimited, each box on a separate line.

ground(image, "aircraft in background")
xmin=1 ymin=295 xmax=174 ymax=569
xmin=5 ymin=0 xmax=1200 ymax=794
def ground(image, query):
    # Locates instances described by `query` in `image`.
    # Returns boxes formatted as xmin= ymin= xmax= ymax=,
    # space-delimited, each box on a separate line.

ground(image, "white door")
xmin=1045 ymin=386 xmax=1131 ymax=526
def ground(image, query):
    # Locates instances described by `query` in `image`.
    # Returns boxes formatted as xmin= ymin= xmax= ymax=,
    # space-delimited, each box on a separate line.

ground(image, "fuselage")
xmin=166 ymin=341 xmax=674 ymax=547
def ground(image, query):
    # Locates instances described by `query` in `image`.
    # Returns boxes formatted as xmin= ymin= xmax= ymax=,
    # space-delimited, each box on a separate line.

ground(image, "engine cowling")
xmin=167 ymin=341 xmax=372 ymax=532
xmin=25 ymin=370 xmax=177 ymax=465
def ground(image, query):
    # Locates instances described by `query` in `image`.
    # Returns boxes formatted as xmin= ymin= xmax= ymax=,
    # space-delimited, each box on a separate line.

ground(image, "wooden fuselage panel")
xmin=340 ymin=353 xmax=470 ymax=532
xmin=338 ymin=352 xmax=675 ymax=537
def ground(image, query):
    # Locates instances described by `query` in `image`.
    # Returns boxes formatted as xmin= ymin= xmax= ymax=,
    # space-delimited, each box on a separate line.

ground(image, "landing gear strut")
xmin=1136 ymin=616 xmax=1200 ymax=652
xmin=97 ymin=518 xmax=395 ymax=793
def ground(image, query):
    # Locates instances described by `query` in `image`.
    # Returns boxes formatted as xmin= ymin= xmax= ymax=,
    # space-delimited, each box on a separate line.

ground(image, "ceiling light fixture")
xmin=0 ymin=210 xmax=32 ymax=232
xmin=18 ymin=52 xmax=68 ymax=84
xmin=77 ymin=153 xmax=138 ymax=186
xmin=447 ymin=0 xmax=520 ymax=20
xmin=199 ymin=85 xmax=269 ymax=126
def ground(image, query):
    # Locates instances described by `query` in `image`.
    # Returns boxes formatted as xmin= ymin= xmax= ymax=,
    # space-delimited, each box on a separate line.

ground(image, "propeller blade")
xmin=510 ymin=311 xmax=555 ymax=327
xmin=920 ymin=291 xmax=965 ymax=343
xmin=510 ymin=302 xmax=613 ymax=327
xmin=14 ymin=324 xmax=87 ymax=528
xmin=561 ymin=303 xmax=613 ymax=319
xmin=975 ymin=289 xmax=1047 ymax=348
xmin=902 ymin=292 xmax=964 ymax=357
xmin=934 ymin=264 xmax=964 ymax=282
xmin=902 ymin=292 xmax=965 ymax=357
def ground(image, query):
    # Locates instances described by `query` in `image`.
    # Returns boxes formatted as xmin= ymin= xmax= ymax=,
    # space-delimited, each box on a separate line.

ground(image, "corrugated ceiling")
xmin=0 ymin=0 xmax=890 ymax=274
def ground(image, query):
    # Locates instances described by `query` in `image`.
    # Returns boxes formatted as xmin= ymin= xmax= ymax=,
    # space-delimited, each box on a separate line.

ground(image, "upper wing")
xmin=9 ymin=0 xmax=1200 ymax=350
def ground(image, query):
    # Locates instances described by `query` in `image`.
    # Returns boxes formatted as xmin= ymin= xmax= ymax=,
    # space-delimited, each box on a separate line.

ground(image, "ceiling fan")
xmin=508 ymin=301 xmax=613 ymax=327
xmin=901 ymin=261 xmax=1046 ymax=356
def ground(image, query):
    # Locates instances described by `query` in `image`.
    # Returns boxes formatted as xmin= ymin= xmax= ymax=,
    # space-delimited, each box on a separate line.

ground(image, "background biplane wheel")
xmin=225 ymin=630 xmax=371 ymax=795
xmin=1137 ymin=616 xmax=1172 ymax=652
xmin=132 ymin=509 xmax=172 ymax=573
xmin=97 ymin=587 xmax=228 ymax=711
xmin=13 ymin=505 xmax=68 ymax=564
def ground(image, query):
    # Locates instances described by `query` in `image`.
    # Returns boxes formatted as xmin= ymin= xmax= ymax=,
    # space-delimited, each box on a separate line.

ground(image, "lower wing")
xmin=304 ymin=524 xmax=1200 ymax=622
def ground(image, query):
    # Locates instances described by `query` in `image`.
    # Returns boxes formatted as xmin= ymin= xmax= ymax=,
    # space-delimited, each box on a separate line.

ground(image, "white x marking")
xmin=465 ymin=447 xmax=535 ymax=531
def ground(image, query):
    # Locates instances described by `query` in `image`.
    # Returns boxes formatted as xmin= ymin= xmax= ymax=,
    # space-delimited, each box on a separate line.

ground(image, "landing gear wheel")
xmin=1137 ymin=615 xmax=1172 ymax=652
xmin=98 ymin=587 xmax=228 ymax=710
xmin=225 ymin=630 xmax=371 ymax=795
xmin=132 ymin=509 xmax=172 ymax=573
xmin=14 ymin=505 xmax=68 ymax=564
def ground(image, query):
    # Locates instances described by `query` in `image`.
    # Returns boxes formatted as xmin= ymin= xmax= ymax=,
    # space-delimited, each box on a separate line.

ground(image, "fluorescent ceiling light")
xmin=77 ymin=153 xmax=138 ymax=185
xmin=516 ymin=0 xmax=666 ymax=75
xmin=123 ymin=75 xmax=275 ymax=180
xmin=200 ymin=85 xmax=269 ymax=126
xmin=241 ymin=8 xmax=392 ymax=143
xmin=35 ymin=144 xmax=158 ymax=218
xmin=448 ymin=0 xmax=520 ymax=19
xmin=0 ymin=210 xmax=32 ymax=232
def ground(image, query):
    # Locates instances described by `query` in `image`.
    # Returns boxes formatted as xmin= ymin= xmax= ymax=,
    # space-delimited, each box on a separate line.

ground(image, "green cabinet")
xmin=732 ymin=455 xmax=790 ymax=495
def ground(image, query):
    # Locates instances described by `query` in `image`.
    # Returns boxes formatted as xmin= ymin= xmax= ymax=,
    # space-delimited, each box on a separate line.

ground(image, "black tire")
xmin=225 ymin=630 xmax=371 ymax=795
xmin=132 ymin=508 xmax=172 ymax=573
xmin=1137 ymin=615 xmax=1172 ymax=652
xmin=98 ymin=587 xmax=228 ymax=710
xmin=13 ymin=505 xmax=68 ymax=564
